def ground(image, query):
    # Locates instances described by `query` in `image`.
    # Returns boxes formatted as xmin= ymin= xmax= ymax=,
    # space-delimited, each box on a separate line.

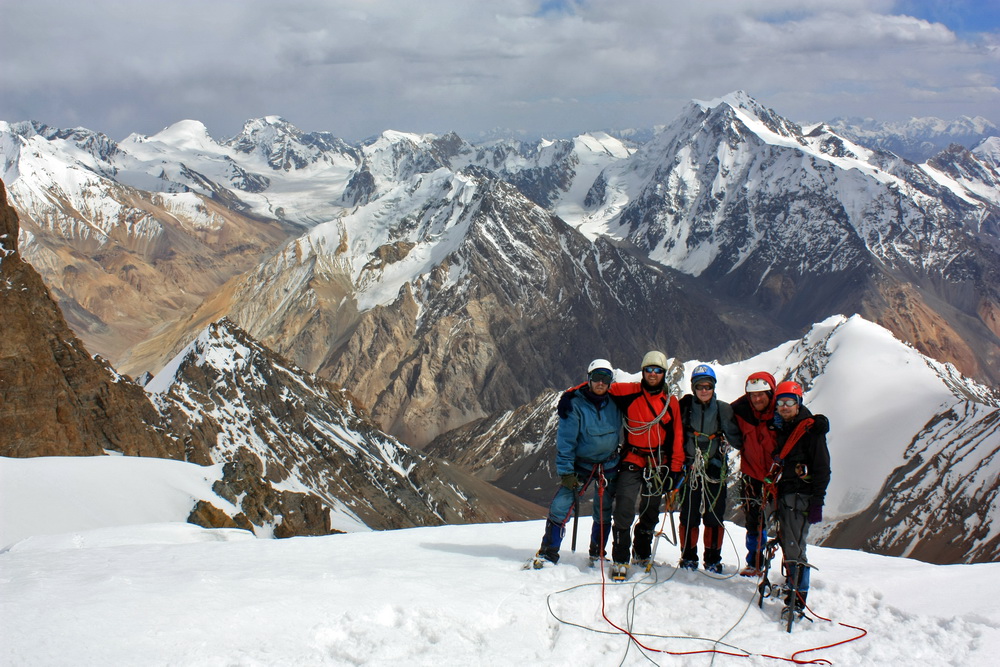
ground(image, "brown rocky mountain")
xmin=2 ymin=122 xmax=300 ymax=366
xmin=0 ymin=178 xmax=188 ymax=460
xmin=140 ymin=175 xmax=765 ymax=448
xmin=2 ymin=179 xmax=541 ymax=535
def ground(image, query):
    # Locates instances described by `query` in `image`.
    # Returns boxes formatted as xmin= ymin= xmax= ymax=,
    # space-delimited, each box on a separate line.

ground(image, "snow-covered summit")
xmin=2 ymin=499 xmax=998 ymax=664
xmin=146 ymin=119 xmax=219 ymax=152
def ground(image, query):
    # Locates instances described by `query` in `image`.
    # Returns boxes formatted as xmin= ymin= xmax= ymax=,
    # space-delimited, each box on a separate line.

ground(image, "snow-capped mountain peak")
xmin=146 ymin=120 xmax=218 ymax=153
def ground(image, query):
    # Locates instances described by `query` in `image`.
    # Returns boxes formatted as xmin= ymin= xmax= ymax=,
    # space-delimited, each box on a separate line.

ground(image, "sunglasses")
xmin=694 ymin=384 xmax=714 ymax=391
xmin=776 ymin=398 xmax=799 ymax=407
xmin=589 ymin=371 xmax=613 ymax=384
xmin=643 ymin=366 xmax=665 ymax=374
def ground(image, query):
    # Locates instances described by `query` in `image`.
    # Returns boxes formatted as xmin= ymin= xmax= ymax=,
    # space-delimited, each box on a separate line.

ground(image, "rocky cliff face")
xmin=0 ymin=178 xmax=188 ymax=459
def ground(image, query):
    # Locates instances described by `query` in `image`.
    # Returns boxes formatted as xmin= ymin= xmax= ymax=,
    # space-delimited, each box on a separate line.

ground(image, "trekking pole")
xmin=667 ymin=496 xmax=678 ymax=545
xmin=570 ymin=485 xmax=581 ymax=553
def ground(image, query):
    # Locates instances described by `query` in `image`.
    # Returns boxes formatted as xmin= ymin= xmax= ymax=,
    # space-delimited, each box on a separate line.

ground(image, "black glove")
xmin=668 ymin=470 xmax=685 ymax=490
xmin=807 ymin=502 xmax=823 ymax=524
xmin=560 ymin=473 xmax=579 ymax=489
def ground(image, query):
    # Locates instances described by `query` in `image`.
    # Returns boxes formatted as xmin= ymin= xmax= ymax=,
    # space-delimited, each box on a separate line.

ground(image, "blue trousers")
xmin=540 ymin=464 xmax=617 ymax=559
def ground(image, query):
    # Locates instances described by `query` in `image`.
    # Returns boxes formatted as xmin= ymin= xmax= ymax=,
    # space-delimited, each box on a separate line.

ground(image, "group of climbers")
xmin=530 ymin=351 xmax=831 ymax=623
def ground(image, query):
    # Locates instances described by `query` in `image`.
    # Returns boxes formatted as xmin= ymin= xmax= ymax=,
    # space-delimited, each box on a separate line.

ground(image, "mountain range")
xmin=0 ymin=181 xmax=541 ymax=536
xmin=827 ymin=114 xmax=998 ymax=162
xmin=4 ymin=92 xmax=999 ymax=450
xmin=2 ymin=91 xmax=999 ymax=562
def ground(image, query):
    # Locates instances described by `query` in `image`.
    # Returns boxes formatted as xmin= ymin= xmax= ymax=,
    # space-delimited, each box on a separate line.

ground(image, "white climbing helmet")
xmin=587 ymin=358 xmax=613 ymax=374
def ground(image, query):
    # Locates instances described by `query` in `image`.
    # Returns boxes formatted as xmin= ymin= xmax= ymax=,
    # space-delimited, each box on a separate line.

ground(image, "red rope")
xmin=590 ymin=515 xmax=868 ymax=664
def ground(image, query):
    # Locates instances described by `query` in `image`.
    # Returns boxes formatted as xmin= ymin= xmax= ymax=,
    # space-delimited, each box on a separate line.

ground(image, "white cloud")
xmin=1 ymin=0 xmax=996 ymax=140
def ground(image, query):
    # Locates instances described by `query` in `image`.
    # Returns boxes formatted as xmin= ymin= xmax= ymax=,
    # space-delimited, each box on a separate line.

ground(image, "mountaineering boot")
xmin=591 ymin=521 xmax=611 ymax=554
xmin=610 ymin=562 xmax=629 ymax=581
xmin=739 ymin=565 xmax=763 ymax=577
xmin=530 ymin=546 xmax=559 ymax=569
xmin=779 ymin=562 xmax=811 ymax=626
xmin=540 ymin=519 xmax=563 ymax=553
xmin=703 ymin=547 xmax=723 ymax=574
xmin=525 ymin=519 xmax=563 ymax=569
xmin=631 ymin=556 xmax=651 ymax=571
xmin=679 ymin=523 xmax=701 ymax=570
xmin=702 ymin=527 xmax=724 ymax=572
xmin=784 ymin=562 xmax=811 ymax=606
xmin=610 ymin=527 xmax=631 ymax=566
xmin=780 ymin=585 xmax=810 ymax=628
xmin=632 ymin=526 xmax=654 ymax=562
xmin=679 ymin=524 xmax=699 ymax=560
xmin=588 ymin=521 xmax=610 ymax=568
xmin=780 ymin=602 xmax=806 ymax=625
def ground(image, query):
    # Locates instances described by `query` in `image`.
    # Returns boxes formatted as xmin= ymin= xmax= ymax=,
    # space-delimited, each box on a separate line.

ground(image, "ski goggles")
xmin=694 ymin=383 xmax=714 ymax=391
xmin=588 ymin=370 xmax=613 ymax=384
xmin=776 ymin=398 xmax=799 ymax=407
xmin=642 ymin=366 xmax=665 ymax=374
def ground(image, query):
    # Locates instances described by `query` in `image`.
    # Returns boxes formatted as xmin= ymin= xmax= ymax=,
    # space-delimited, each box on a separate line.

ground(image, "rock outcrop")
xmin=0 ymin=178 xmax=191 ymax=460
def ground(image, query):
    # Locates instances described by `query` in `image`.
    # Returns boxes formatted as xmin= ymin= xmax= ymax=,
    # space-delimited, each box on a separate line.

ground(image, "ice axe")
xmin=647 ymin=488 xmax=680 ymax=572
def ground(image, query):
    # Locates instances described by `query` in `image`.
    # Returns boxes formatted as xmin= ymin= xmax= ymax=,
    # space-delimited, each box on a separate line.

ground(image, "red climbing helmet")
xmin=774 ymin=380 xmax=803 ymax=402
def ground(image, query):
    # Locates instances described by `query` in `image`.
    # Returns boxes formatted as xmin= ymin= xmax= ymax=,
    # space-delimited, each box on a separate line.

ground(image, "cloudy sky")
xmin=2 ymin=0 xmax=998 ymax=142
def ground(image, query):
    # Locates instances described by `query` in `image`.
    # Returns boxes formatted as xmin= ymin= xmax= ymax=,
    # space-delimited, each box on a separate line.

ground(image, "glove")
xmin=668 ymin=469 xmax=685 ymax=490
xmin=560 ymin=473 xmax=579 ymax=489
xmin=807 ymin=502 xmax=823 ymax=524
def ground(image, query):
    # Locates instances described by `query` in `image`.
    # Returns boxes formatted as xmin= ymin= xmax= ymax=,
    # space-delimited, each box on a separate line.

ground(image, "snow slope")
xmin=2 ymin=513 xmax=998 ymax=665
xmin=0 ymin=456 xmax=237 ymax=546
xmin=678 ymin=315 xmax=997 ymax=521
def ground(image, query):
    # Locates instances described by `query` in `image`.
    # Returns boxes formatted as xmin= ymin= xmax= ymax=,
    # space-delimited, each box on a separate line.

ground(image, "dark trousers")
xmin=775 ymin=492 xmax=811 ymax=604
xmin=678 ymin=476 xmax=726 ymax=564
xmin=611 ymin=464 xmax=665 ymax=563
